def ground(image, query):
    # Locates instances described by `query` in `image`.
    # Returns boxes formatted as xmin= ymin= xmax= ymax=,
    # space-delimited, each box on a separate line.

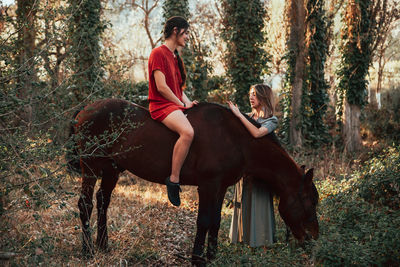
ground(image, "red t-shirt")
xmin=148 ymin=45 xmax=185 ymax=121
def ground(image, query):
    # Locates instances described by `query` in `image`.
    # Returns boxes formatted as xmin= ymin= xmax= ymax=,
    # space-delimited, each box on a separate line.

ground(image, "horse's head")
xmin=279 ymin=168 xmax=319 ymax=242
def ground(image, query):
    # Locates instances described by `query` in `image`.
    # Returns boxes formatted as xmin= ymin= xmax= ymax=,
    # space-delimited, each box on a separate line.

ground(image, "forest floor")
xmin=1 ymin=143 xmax=399 ymax=266
xmin=0 ymin=170 xmax=315 ymax=266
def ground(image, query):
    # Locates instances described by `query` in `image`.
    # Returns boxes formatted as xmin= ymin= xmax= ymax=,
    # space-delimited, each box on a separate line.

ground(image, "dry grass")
xmin=1 ymin=171 xmax=236 ymax=266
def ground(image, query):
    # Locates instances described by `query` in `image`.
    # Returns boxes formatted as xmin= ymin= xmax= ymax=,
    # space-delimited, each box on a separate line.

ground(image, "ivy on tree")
xmin=221 ymin=0 xmax=268 ymax=110
xmin=68 ymin=0 xmax=106 ymax=102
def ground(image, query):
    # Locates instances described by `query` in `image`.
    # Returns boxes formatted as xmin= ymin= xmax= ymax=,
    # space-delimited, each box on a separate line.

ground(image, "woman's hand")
xmin=228 ymin=101 xmax=241 ymax=117
xmin=185 ymin=100 xmax=199 ymax=109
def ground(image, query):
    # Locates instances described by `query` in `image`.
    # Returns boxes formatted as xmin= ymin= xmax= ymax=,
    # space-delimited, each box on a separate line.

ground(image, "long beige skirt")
xmin=229 ymin=177 xmax=275 ymax=247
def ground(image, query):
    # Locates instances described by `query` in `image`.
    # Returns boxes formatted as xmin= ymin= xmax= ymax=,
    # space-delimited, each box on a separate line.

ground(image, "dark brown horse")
xmin=68 ymin=99 xmax=319 ymax=266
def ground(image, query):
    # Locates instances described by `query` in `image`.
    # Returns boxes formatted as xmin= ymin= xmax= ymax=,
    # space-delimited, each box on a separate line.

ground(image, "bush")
xmin=362 ymin=87 xmax=400 ymax=144
xmin=356 ymin=146 xmax=400 ymax=210
xmin=103 ymin=80 xmax=149 ymax=108
xmin=206 ymin=75 xmax=231 ymax=104
xmin=316 ymin=195 xmax=400 ymax=266
xmin=315 ymin=145 xmax=400 ymax=265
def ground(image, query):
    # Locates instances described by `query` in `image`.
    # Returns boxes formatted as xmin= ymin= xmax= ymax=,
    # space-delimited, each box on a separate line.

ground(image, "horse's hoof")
xmin=81 ymin=245 xmax=94 ymax=259
xmin=96 ymin=243 xmax=110 ymax=253
xmin=82 ymin=236 xmax=95 ymax=258
xmin=191 ymin=254 xmax=207 ymax=267
xmin=206 ymin=246 xmax=217 ymax=261
xmin=206 ymin=251 xmax=216 ymax=261
xmin=96 ymin=238 xmax=109 ymax=252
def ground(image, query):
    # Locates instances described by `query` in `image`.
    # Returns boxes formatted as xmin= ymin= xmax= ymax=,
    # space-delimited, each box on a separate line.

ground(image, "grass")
xmin=1 ymin=144 xmax=399 ymax=266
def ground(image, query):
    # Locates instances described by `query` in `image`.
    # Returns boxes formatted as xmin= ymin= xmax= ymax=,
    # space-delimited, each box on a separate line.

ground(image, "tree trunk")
xmin=370 ymin=48 xmax=385 ymax=109
xmin=16 ymin=0 xmax=37 ymax=126
xmin=376 ymin=49 xmax=386 ymax=109
xmin=289 ymin=0 xmax=305 ymax=148
xmin=70 ymin=0 xmax=103 ymax=102
xmin=369 ymin=86 xmax=377 ymax=108
xmin=343 ymin=100 xmax=361 ymax=153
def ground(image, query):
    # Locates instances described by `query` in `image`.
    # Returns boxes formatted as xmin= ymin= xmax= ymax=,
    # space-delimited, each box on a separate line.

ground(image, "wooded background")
xmin=1 ymin=0 xmax=400 ymax=266
xmin=1 ymin=0 xmax=399 ymax=151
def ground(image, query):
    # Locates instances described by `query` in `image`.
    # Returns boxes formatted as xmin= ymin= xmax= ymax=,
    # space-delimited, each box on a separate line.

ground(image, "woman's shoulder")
xmin=258 ymin=115 xmax=278 ymax=133
xmin=149 ymin=46 xmax=170 ymax=65
xmin=258 ymin=115 xmax=278 ymax=124
xmin=150 ymin=45 xmax=168 ymax=57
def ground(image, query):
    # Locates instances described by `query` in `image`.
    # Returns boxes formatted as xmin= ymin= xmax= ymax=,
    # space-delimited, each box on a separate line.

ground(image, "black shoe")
xmin=165 ymin=177 xmax=182 ymax=207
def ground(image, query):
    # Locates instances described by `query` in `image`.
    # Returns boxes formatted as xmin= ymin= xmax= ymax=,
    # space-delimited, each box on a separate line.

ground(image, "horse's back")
xmin=75 ymin=100 xmax=248 ymax=186
xmin=76 ymin=99 xmax=147 ymax=122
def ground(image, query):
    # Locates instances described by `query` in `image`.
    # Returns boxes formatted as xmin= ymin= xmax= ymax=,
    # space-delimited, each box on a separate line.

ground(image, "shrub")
xmin=206 ymin=75 xmax=231 ymax=104
xmin=355 ymin=146 xmax=400 ymax=210
xmin=315 ymin=145 xmax=400 ymax=265
xmin=103 ymin=80 xmax=149 ymax=108
xmin=362 ymin=87 xmax=400 ymax=144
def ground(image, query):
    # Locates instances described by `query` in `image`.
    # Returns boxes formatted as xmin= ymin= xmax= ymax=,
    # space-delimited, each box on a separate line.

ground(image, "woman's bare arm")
xmin=228 ymin=101 xmax=270 ymax=138
xmin=154 ymin=70 xmax=184 ymax=106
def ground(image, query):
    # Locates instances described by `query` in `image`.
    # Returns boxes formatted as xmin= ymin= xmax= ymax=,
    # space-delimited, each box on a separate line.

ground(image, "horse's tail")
xmin=65 ymin=107 xmax=84 ymax=175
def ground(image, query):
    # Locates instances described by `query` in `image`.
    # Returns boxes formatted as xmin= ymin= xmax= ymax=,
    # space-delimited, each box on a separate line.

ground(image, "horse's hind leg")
xmin=96 ymin=164 xmax=119 ymax=251
xmin=78 ymin=166 xmax=98 ymax=256
xmin=207 ymin=187 xmax=227 ymax=261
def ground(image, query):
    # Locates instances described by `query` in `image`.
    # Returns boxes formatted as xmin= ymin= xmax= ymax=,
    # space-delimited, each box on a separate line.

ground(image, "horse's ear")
xmin=300 ymin=165 xmax=306 ymax=175
xmin=305 ymin=168 xmax=314 ymax=185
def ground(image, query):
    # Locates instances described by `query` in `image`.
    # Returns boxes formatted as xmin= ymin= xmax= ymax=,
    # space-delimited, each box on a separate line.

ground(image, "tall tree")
xmin=16 ymin=0 xmax=38 ymax=126
xmin=110 ymin=0 xmax=162 ymax=80
xmin=119 ymin=0 xmax=162 ymax=50
xmin=221 ymin=0 xmax=267 ymax=110
xmin=162 ymin=0 xmax=190 ymax=20
xmin=337 ymin=0 xmax=374 ymax=152
xmin=281 ymin=0 xmax=306 ymax=147
xmin=69 ymin=0 xmax=105 ymax=102
xmin=301 ymin=0 xmax=330 ymax=147
xmin=325 ymin=0 xmax=344 ymax=121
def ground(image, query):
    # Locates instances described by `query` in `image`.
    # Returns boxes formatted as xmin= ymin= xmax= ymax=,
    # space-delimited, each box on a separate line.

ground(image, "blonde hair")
xmin=250 ymin=84 xmax=274 ymax=118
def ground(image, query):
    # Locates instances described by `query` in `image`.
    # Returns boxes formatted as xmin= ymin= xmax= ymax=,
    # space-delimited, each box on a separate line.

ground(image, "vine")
xmin=221 ymin=0 xmax=267 ymax=110
xmin=281 ymin=0 xmax=330 ymax=147
xmin=301 ymin=0 xmax=330 ymax=147
xmin=279 ymin=49 xmax=295 ymax=145
xmin=68 ymin=0 xmax=106 ymax=103
xmin=337 ymin=0 xmax=373 ymax=119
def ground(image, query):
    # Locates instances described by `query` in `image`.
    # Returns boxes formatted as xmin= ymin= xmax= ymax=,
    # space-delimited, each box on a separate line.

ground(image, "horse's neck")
xmin=243 ymin=138 xmax=300 ymax=196
xmin=194 ymin=104 xmax=300 ymax=196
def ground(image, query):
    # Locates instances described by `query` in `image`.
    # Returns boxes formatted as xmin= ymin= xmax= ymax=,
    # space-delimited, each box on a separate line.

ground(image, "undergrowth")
xmin=1 ymin=146 xmax=399 ymax=266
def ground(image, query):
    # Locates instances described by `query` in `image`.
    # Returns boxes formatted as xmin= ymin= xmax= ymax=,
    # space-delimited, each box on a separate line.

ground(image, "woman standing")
xmin=148 ymin=16 xmax=198 ymax=207
xmin=228 ymin=84 xmax=278 ymax=247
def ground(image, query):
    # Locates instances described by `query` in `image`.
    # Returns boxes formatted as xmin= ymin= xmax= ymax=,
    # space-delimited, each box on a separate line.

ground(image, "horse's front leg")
xmin=96 ymin=166 xmax=119 ymax=251
xmin=78 ymin=170 xmax=97 ymax=257
xmin=192 ymin=184 xmax=218 ymax=267
xmin=192 ymin=185 xmax=212 ymax=266
xmin=206 ymin=186 xmax=227 ymax=261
